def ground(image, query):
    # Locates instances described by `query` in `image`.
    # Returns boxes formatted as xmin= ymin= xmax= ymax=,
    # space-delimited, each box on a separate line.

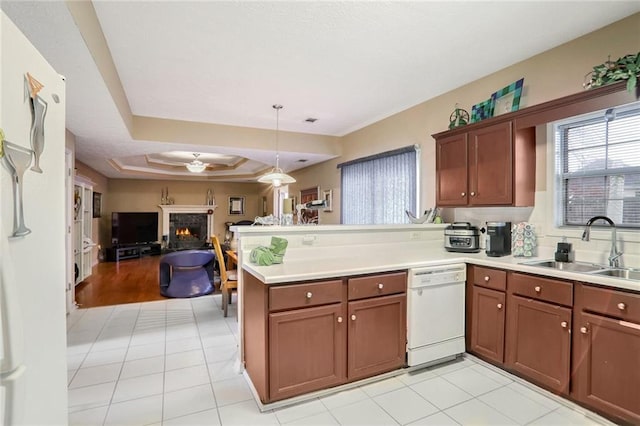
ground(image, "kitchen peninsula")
xmin=232 ymin=224 xmax=640 ymax=423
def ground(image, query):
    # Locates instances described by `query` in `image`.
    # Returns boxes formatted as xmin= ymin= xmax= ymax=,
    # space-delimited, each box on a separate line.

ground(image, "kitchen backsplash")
xmin=445 ymin=191 xmax=639 ymax=268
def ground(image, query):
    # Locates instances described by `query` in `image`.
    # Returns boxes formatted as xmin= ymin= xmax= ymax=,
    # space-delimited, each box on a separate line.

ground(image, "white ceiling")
xmin=2 ymin=1 xmax=640 ymax=180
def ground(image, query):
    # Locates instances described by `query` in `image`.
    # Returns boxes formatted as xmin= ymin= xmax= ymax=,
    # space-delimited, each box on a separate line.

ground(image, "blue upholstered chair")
xmin=159 ymin=250 xmax=215 ymax=298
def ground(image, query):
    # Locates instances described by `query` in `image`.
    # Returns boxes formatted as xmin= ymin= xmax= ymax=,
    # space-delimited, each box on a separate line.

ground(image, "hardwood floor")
xmin=75 ymin=255 xmax=221 ymax=308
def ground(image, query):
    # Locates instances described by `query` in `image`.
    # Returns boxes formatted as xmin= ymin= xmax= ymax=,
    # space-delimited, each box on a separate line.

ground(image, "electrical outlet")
xmin=303 ymin=235 xmax=317 ymax=245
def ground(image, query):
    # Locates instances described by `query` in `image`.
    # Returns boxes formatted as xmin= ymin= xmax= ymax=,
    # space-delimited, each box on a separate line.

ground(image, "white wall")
xmin=1 ymin=11 xmax=68 ymax=425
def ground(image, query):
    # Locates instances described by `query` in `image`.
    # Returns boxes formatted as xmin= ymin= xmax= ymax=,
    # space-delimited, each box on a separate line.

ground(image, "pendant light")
xmin=258 ymin=104 xmax=296 ymax=187
xmin=186 ymin=153 xmax=207 ymax=173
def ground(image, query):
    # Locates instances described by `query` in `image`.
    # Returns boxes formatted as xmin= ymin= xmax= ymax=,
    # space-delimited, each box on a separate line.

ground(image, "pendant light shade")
xmin=186 ymin=153 xmax=207 ymax=173
xmin=258 ymin=104 xmax=296 ymax=187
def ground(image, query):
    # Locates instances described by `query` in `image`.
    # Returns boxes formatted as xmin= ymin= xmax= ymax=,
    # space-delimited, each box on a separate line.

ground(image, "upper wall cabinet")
xmin=433 ymin=81 xmax=639 ymax=208
xmin=435 ymin=121 xmax=535 ymax=207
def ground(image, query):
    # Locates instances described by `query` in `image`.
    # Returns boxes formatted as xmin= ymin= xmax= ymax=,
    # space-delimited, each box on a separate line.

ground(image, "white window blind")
xmin=339 ymin=146 xmax=418 ymax=225
xmin=556 ymin=104 xmax=640 ymax=228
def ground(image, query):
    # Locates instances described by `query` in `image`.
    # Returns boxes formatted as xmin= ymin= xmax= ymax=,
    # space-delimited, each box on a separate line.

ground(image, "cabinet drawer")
xmin=508 ymin=273 xmax=573 ymax=307
xmin=269 ymin=280 xmax=343 ymax=311
xmin=579 ymin=284 xmax=640 ymax=323
xmin=348 ymin=272 xmax=406 ymax=301
xmin=471 ymin=266 xmax=506 ymax=291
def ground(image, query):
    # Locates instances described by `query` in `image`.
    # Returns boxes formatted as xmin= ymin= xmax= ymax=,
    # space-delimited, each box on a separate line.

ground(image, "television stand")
xmin=114 ymin=246 xmax=142 ymax=262
xmin=107 ymin=243 xmax=161 ymax=262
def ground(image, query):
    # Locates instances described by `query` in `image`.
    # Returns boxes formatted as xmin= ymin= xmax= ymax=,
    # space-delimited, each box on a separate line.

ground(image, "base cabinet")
xmin=348 ymin=294 xmax=406 ymax=381
xmin=470 ymin=286 xmax=506 ymax=364
xmin=244 ymin=270 xmax=407 ymax=403
xmin=269 ymin=304 xmax=346 ymax=401
xmin=505 ymin=296 xmax=571 ymax=393
xmin=573 ymin=284 xmax=640 ymax=423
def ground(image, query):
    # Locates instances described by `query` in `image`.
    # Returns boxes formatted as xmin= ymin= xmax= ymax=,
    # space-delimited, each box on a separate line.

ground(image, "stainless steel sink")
xmin=520 ymin=259 xmax=606 ymax=273
xmin=589 ymin=268 xmax=640 ymax=281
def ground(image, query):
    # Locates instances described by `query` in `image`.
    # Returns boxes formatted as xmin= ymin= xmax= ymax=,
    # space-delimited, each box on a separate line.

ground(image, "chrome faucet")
xmin=581 ymin=216 xmax=623 ymax=268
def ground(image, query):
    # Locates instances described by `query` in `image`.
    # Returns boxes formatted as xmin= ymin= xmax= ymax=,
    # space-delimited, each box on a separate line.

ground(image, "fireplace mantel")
xmin=159 ymin=205 xmax=216 ymax=239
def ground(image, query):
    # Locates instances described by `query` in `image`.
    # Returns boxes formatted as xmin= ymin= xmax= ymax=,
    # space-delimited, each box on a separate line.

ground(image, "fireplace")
xmin=160 ymin=205 xmax=215 ymax=250
xmin=169 ymin=213 xmax=208 ymax=249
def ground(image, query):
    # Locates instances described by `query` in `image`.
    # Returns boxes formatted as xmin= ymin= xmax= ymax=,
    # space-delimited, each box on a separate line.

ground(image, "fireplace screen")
xmin=168 ymin=213 xmax=208 ymax=249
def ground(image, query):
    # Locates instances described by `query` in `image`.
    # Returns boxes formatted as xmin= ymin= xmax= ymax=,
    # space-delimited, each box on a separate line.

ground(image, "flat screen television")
xmin=111 ymin=212 xmax=158 ymax=246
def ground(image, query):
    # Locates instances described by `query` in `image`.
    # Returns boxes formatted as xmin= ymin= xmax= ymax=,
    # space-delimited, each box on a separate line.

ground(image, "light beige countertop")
xmin=241 ymin=242 xmax=640 ymax=293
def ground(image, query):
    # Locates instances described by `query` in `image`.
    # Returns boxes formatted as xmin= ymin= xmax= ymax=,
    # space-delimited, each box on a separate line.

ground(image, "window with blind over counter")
xmin=555 ymin=103 xmax=640 ymax=228
xmin=338 ymin=146 xmax=418 ymax=225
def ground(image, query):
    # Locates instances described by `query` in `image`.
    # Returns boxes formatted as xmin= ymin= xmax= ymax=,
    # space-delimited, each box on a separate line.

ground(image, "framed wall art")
xmin=92 ymin=191 xmax=102 ymax=218
xmin=491 ymin=78 xmax=524 ymax=117
xmin=228 ymin=196 xmax=245 ymax=215
xmin=323 ymin=189 xmax=333 ymax=212
xmin=470 ymin=98 xmax=494 ymax=123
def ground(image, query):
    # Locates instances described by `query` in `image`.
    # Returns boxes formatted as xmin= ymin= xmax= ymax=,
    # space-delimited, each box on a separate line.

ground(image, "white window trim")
xmin=544 ymin=112 xmax=640 ymax=244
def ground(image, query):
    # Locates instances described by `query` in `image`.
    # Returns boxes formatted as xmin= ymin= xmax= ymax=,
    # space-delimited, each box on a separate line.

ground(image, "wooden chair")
xmin=211 ymin=235 xmax=237 ymax=317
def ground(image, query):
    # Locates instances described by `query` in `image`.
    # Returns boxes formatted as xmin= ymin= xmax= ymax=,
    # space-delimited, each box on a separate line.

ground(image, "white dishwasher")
xmin=407 ymin=264 xmax=466 ymax=366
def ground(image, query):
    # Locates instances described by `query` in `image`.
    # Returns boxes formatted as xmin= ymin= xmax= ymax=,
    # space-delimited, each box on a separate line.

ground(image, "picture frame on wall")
xmin=92 ymin=191 xmax=102 ymax=218
xmin=229 ymin=196 xmax=245 ymax=215
xmin=323 ymin=189 xmax=333 ymax=212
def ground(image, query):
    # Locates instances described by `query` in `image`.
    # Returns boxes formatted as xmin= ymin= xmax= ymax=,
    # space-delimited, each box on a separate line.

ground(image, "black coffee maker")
xmin=486 ymin=222 xmax=512 ymax=257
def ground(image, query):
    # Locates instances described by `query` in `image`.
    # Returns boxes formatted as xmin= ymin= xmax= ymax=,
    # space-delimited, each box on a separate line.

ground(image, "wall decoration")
xmin=1 ymin=140 xmax=35 ymax=237
xmin=470 ymin=98 xmax=494 ymax=123
xmin=448 ymin=104 xmax=469 ymax=129
xmin=583 ymin=53 xmax=640 ymax=92
xmin=93 ymin=191 xmax=102 ymax=218
xmin=206 ymin=188 xmax=216 ymax=206
xmin=323 ymin=189 xmax=333 ymax=212
xmin=229 ymin=196 xmax=245 ymax=215
xmin=491 ymin=78 xmax=524 ymax=117
xmin=25 ymin=72 xmax=48 ymax=173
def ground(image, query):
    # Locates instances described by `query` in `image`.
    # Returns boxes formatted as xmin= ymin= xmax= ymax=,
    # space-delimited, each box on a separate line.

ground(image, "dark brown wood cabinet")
xmin=243 ymin=270 xmax=407 ymax=403
xmin=434 ymin=120 xmax=535 ymax=207
xmin=470 ymin=285 xmax=506 ymax=364
xmin=269 ymin=303 xmax=346 ymax=401
xmin=468 ymin=121 xmax=513 ymax=205
xmin=506 ymin=295 xmax=572 ymax=393
xmin=572 ymin=283 xmax=640 ymax=423
xmin=435 ymin=133 xmax=468 ymax=206
xmin=467 ymin=265 xmax=507 ymax=364
xmin=347 ymin=294 xmax=406 ymax=381
xmin=505 ymin=273 xmax=573 ymax=394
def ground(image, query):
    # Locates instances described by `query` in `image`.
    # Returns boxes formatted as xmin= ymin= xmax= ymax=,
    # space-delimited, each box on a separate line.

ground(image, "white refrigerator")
xmin=1 ymin=11 xmax=69 ymax=425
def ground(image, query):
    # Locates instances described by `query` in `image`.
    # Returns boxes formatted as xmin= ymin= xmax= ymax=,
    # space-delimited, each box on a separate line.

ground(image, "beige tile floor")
xmin=67 ymin=295 xmax=612 ymax=425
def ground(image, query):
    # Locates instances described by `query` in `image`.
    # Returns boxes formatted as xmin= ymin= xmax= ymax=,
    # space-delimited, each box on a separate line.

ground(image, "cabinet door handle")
xmin=461 ymin=192 xmax=466 ymax=197
xmin=580 ymin=326 xmax=589 ymax=334
xmin=484 ymin=276 xmax=490 ymax=282
xmin=617 ymin=302 xmax=626 ymax=310
xmin=470 ymin=191 xmax=476 ymax=196
xmin=306 ymin=292 xmax=313 ymax=299
xmin=497 ymin=303 xmax=503 ymax=309
xmin=561 ymin=321 xmax=568 ymax=328
xmin=337 ymin=316 xmax=343 ymax=323
xmin=351 ymin=314 xmax=356 ymax=321
xmin=377 ymin=283 xmax=384 ymax=290
xmin=534 ymin=286 xmax=541 ymax=293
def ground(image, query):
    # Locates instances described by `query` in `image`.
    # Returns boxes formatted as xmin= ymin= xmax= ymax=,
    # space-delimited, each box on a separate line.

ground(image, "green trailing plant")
xmin=584 ymin=52 xmax=640 ymax=92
